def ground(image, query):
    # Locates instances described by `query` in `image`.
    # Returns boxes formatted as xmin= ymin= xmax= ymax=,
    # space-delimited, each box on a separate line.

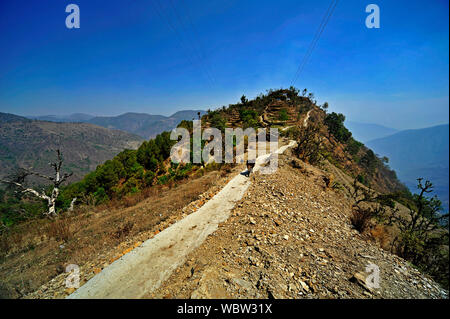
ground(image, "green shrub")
xmin=239 ymin=109 xmax=259 ymax=128
xmin=93 ymin=187 xmax=108 ymax=204
xmin=359 ymin=149 xmax=377 ymax=173
xmin=324 ymin=112 xmax=352 ymax=143
xmin=278 ymin=109 xmax=289 ymax=122
xmin=209 ymin=113 xmax=226 ymax=132
xmin=123 ymin=177 xmax=140 ymax=194
xmin=356 ymin=174 xmax=367 ymax=185
xmin=346 ymin=138 xmax=363 ymax=156
xmin=143 ymin=171 xmax=155 ymax=187
xmin=157 ymin=175 xmax=170 ymax=185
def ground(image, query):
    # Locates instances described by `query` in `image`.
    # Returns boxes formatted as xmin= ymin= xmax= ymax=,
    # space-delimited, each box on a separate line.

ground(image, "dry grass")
xmin=0 ymin=235 xmax=9 ymax=254
xmin=0 ymin=231 xmax=23 ymax=256
xmin=112 ymin=221 xmax=134 ymax=240
xmin=47 ymin=219 xmax=72 ymax=242
xmin=0 ymin=168 xmax=234 ymax=299
xmin=370 ymin=224 xmax=392 ymax=250
xmin=350 ymin=208 xmax=373 ymax=233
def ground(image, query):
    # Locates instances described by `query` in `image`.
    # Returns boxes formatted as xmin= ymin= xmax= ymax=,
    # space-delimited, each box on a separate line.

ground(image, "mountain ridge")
xmin=345 ymin=121 xmax=398 ymax=143
xmin=367 ymin=124 xmax=449 ymax=211
xmin=26 ymin=110 xmax=206 ymax=139
xmin=0 ymin=112 xmax=144 ymax=182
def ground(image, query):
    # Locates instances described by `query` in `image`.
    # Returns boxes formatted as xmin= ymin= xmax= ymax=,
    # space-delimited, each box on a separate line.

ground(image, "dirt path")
xmin=303 ymin=109 xmax=312 ymax=127
xmin=280 ymin=110 xmax=312 ymax=133
xmin=68 ymin=141 xmax=296 ymax=299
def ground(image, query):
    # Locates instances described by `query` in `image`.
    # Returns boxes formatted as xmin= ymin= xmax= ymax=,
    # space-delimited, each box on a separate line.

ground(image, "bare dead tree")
xmin=68 ymin=197 xmax=77 ymax=212
xmin=0 ymin=149 xmax=74 ymax=217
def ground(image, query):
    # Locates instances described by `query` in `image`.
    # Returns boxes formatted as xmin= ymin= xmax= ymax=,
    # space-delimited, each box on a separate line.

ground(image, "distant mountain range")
xmin=26 ymin=113 xmax=95 ymax=122
xmin=345 ymin=121 xmax=398 ymax=143
xmin=367 ymin=124 xmax=449 ymax=212
xmin=27 ymin=110 xmax=206 ymax=139
xmin=0 ymin=112 xmax=143 ymax=182
xmin=6 ymin=110 xmax=448 ymax=211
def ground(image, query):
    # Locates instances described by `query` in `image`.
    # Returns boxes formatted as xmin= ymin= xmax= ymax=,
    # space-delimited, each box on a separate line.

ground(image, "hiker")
xmin=245 ymin=159 xmax=255 ymax=177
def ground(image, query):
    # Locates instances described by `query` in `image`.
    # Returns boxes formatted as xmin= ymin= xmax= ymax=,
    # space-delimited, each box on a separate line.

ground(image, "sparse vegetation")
xmin=47 ymin=219 xmax=72 ymax=242
xmin=350 ymin=208 xmax=374 ymax=233
xmin=291 ymin=122 xmax=324 ymax=165
xmin=347 ymin=178 xmax=396 ymax=233
xmin=348 ymin=175 xmax=449 ymax=289
xmin=359 ymin=149 xmax=378 ymax=174
xmin=387 ymin=179 xmax=449 ymax=287
xmin=112 ymin=221 xmax=134 ymax=240
xmin=346 ymin=138 xmax=363 ymax=158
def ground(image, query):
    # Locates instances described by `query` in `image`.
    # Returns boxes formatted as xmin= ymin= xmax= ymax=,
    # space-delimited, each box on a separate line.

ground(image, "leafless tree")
xmin=389 ymin=178 xmax=448 ymax=239
xmin=346 ymin=178 xmax=397 ymax=232
xmin=0 ymin=149 xmax=74 ymax=217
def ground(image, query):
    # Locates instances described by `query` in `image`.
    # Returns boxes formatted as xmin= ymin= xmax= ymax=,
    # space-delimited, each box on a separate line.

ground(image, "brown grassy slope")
xmin=0 ymin=166 xmax=238 ymax=299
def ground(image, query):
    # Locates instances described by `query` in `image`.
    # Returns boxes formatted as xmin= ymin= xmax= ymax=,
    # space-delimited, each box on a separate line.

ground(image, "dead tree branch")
xmin=0 ymin=149 xmax=74 ymax=217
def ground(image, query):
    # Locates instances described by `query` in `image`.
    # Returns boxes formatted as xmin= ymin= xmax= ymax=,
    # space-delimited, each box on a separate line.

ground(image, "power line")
xmin=291 ymin=0 xmax=339 ymax=86
xmin=168 ymin=0 xmax=216 ymax=87
xmin=150 ymin=0 xmax=215 ymax=89
xmin=294 ymin=0 xmax=339 ymax=85
xmin=291 ymin=0 xmax=334 ymax=85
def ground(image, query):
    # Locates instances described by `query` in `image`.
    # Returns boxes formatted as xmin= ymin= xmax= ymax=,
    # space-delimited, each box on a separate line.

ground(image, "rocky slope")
xmin=150 ymin=149 xmax=447 ymax=299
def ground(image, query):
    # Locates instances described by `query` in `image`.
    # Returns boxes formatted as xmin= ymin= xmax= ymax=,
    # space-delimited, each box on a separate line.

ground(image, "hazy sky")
xmin=0 ymin=0 xmax=448 ymax=130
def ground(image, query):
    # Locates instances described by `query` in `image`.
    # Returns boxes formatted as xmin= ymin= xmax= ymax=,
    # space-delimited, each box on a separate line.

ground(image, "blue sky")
xmin=0 ymin=0 xmax=448 ymax=130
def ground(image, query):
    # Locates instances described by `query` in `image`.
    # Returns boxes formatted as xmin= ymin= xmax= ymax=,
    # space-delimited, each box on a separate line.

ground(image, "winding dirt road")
xmin=68 ymin=140 xmax=296 ymax=299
